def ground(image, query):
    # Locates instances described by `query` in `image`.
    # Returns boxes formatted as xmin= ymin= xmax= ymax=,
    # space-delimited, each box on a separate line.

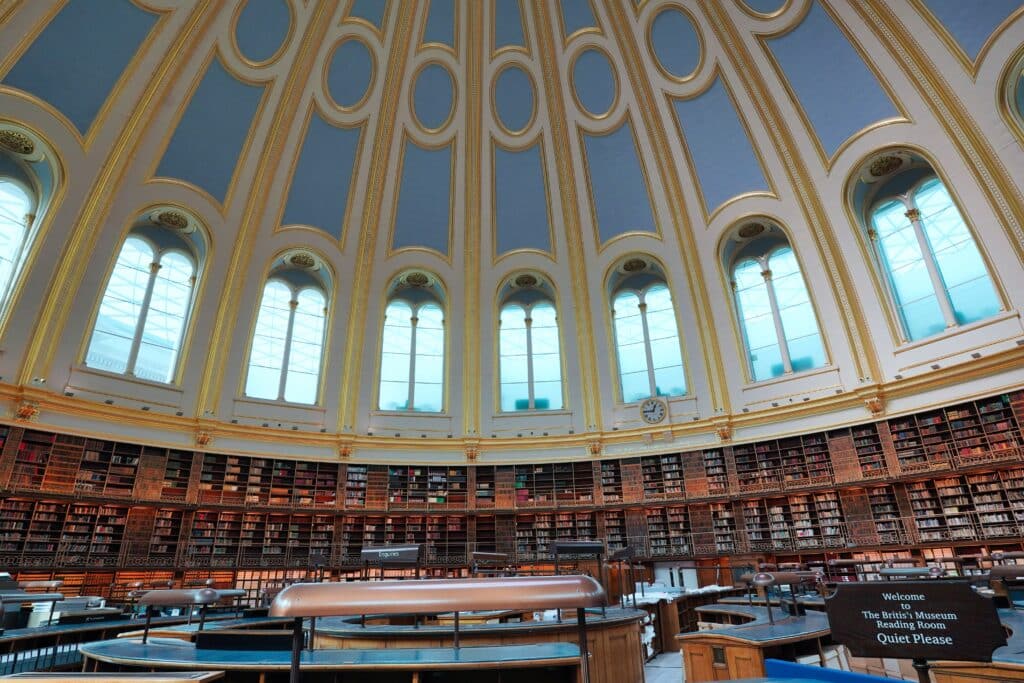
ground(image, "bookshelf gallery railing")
xmin=0 ymin=391 xmax=1021 ymax=574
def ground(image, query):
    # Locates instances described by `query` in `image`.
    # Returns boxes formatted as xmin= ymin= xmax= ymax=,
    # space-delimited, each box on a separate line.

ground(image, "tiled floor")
xmin=645 ymin=651 xmax=683 ymax=683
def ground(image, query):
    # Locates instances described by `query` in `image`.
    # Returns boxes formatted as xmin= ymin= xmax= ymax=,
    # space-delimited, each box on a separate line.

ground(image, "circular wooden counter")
xmin=315 ymin=606 xmax=647 ymax=683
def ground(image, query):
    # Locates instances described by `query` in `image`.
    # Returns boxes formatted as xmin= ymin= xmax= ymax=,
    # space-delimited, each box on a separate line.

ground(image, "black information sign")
xmin=824 ymin=581 xmax=1006 ymax=662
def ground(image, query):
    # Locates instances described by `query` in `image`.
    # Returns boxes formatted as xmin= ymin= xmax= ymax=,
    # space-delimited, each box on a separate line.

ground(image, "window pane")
xmin=734 ymin=259 xmax=780 ymax=381
xmin=620 ymin=370 xmax=650 ymax=404
xmin=498 ymin=302 xmax=527 ymax=406
xmin=379 ymin=380 xmax=410 ymax=411
xmin=86 ymin=237 xmax=153 ymax=375
xmin=529 ymin=303 xmax=562 ymax=409
xmin=413 ymin=304 xmax=444 ymax=412
xmin=135 ymin=251 xmax=194 ymax=383
xmin=284 ymin=288 xmax=326 ymax=404
xmin=872 ymin=200 xmax=946 ymax=341
xmin=533 ymin=380 xmax=562 ymax=410
xmin=0 ymin=181 xmax=31 ymax=306
xmin=769 ymin=248 xmax=825 ymax=373
xmin=915 ymin=178 xmax=1000 ymax=327
xmin=379 ymin=302 xmax=413 ymax=409
xmin=502 ymin=382 xmax=530 ymax=411
xmin=245 ymin=280 xmax=292 ymax=399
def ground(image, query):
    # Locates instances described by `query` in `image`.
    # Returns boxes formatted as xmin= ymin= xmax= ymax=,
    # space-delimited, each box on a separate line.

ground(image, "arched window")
xmin=85 ymin=236 xmax=196 ymax=383
xmin=244 ymin=257 xmax=328 ymax=405
xmin=0 ymin=178 xmax=33 ymax=309
xmin=498 ymin=274 xmax=563 ymax=411
xmin=609 ymin=258 xmax=686 ymax=403
xmin=378 ymin=271 xmax=446 ymax=412
xmin=730 ymin=231 xmax=826 ymax=382
xmin=862 ymin=159 xmax=1000 ymax=341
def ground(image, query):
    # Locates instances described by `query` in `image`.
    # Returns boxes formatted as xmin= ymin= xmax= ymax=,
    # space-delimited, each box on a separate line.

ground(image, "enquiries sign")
xmin=824 ymin=581 xmax=1005 ymax=661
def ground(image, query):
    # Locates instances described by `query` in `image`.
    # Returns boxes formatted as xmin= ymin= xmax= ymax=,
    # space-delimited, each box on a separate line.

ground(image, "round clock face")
xmin=640 ymin=398 xmax=667 ymax=424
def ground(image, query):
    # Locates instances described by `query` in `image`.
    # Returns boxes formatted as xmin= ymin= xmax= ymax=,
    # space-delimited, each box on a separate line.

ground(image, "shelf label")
xmin=824 ymin=581 xmax=1005 ymax=661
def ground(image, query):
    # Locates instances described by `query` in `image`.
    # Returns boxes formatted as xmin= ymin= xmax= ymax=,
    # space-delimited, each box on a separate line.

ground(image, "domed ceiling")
xmin=1 ymin=0 xmax=1024 ymax=463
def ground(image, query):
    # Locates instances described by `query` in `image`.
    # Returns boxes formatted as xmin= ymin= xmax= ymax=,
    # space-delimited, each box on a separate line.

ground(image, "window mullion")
xmin=525 ymin=313 xmax=535 ymax=409
xmin=906 ymin=206 xmax=957 ymax=328
xmin=867 ymin=227 xmax=909 ymax=343
xmin=125 ymin=261 xmax=161 ymax=375
xmin=277 ymin=298 xmax=299 ymax=401
xmin=638 ymin=300 xmax=657 ymax=398
xmin=761 ymin=269 xmax=793 ymax=373
xmin=408 ymin=313 xmax=419 ymax=410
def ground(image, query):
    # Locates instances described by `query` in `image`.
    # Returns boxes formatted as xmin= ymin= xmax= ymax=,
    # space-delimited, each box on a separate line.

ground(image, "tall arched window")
xmin=245 ymin=282 xmax=327 ymax=404
xmin=729 ymin=228 xmax=826 ymax=382
xmin=498 ymin=274 xmax=563 ymax=411
xmin=610 ymin=258 xmax=686 ymax=403
xmin=378 ymin=271 xmax=446 ymax=412
xmin=0 ymin=178 xmax=33 ymax=309
xmin=85 ymin=235 xmax=196 ymax=383
xmin=862 ymin=157 xmax=1001 ymax=341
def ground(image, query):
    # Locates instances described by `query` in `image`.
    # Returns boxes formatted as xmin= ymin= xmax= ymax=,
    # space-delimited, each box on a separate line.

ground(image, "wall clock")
xmin=640 ymin=397 xmax=667 ymax=424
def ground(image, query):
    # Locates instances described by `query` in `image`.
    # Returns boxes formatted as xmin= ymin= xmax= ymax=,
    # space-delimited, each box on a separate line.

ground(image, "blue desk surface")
xmin=317 ymin=606 xmax=644 ymax=637
xmin=0 ymin=614 xmax=244 ymax=644
xmin=80 ymin=638 xmax=580 ymax=670
xmin=681 ymin=604 xmax=831 ymax=645
xmin=993 ymin=608 xmax=1024 ymax=664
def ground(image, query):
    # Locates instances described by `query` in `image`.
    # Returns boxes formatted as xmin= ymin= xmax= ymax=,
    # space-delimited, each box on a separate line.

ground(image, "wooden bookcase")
xmin=344 ymin=464 xmax=369 ymax=508
xmin=3 ymin=391 xmax=1024 ymax=575
xmin=161 ymin=450 xmax=193 ymax=501
xmin=601 ymin=460 xmax=623 ymax=502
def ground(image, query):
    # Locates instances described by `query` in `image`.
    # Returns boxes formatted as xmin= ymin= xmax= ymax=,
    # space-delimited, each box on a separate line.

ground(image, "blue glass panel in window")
xmin=135 ymin=251 xmax=194 ymax=383
xmin=644 ymin=286 xmax=685 ymax=396
xmin=530 ymin=303 xmax=562 ymax=409
xmin=87 ymin=237 xmax=153 ymax=375
xmin=413 ymin=304 xmax=444 ymax=411
xmin=245 ymin=280 xmax=291 ymax=399
xmin=284 ymin=288 xmax=325 ymax=404
xmin=733 ymin=259 xmax=781 ymax=381
xmin=620 ymin=371 xmax=650 ymax=404
xmin=500 ymin=304 xmax=529 ymax=411
xmin=915 ymin=178 xmax=1000 ymax=326
xmin=769 ymin=248 xmax=825 ymax=372
xmin=379 ymin=301 xmax=412 ymax=409
xmin=872 ymin=199 xmax=945 ymax=340
xmin=0 ymin=181 xmax=31 ymax=306
xmin=613 ymin=291 xmax=648 ymax=387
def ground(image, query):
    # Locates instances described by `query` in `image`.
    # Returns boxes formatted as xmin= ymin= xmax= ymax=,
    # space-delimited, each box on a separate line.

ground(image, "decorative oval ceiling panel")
xmin=234 ymin=0 xmax=292 ymax=64
xmin=327 ymin=39 xmax=374 ymax=109
xmin=413 ymin=63 xmax=455 ymax=131
xmin=494 ymin=65 xmax=535 ymax=133
xmin=650 ymin=8 xmax=701 ymax=81
xmin=572 ymin=49 xmax=616 ymax=118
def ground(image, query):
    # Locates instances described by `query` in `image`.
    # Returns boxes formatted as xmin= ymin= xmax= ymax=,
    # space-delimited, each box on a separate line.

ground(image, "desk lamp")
xmin=752 ymin=572 xmax=776 ymax=625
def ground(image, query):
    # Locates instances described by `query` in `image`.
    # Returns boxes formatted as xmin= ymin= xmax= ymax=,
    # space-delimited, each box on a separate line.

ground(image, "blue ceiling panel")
xmin=494 ymin=66 xmax=534 ymax=132
xmin=348 ymin=0 xmax=388 ymax=29
xmin=282 ymin=112 xmax=363 ymax=240
xmin=650 ymin=8 xmax=701 ymax=79
xmin=155 ymin=58 xmax=265 ymax=204
xmin=328 ymin=39 xmax=374 ymax=108
xmin=494 ymin=0 xmax=526 ymax=49
xmin=560 ymin=0 xmax=597 ymax=36
xmin=414 ymin=64 xmax=454 ymax=130
xmin=2 ymin=0 xmax=158 ymax=134
xmin=919 ymin=0 xmax=1021 ymax=59
xmin=673 ymin=78 xmax=769 ymax=214
xmin=235 ymin=0 xmax=292 ymax=63
xmin=393 ymin=139 xmax=452 ymax=255
xmin=766 ymin=1 xmax=898 ymax=156
xmin=495 ymin=142 xmax=551 ymax=255
xmin=743 ymin=0 xmax=787 ymax=15
xmin=582 ymin=121 xmax=657 ymax=243
xmin=572 ymin=49 xmax=616 ymax=117
xmin=424 ymin=0 xmax=456 ymax=47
